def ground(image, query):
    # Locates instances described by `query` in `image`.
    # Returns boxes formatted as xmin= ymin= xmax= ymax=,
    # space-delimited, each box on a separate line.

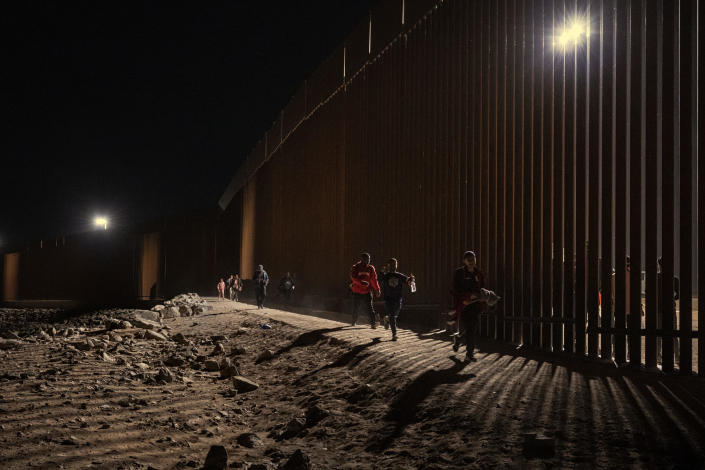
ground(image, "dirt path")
xmin=1 ymin=299 xmax=704 ymax=469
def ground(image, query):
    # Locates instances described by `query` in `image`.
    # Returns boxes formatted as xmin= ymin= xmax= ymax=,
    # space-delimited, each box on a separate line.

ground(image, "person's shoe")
xmin=351 ymin=321 xmax=357 ymax=326
xmin=391 ymin=335 xmax=398 ymax=341
xmin=371 ymin=323 xmax=377 ymax=329
xmin=452 ymin=335 xmax=460 ymax=352
xmin=464 ymin=352 xmax=475 ymax=363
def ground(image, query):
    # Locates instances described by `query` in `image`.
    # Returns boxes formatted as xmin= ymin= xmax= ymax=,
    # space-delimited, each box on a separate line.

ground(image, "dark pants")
xmin=256 ymin=286 xmax=266 ymax=308
xmin=385 ymin=298 xmax=402 ymax=336
xmin=352 ymin=292 xmax=376 ymax=326
xmin=459 ymin=302 xmax=483 ymax=355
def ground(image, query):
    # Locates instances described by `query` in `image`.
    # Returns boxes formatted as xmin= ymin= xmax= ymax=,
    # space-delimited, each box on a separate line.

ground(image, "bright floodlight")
xmin=554 ymin=18 xmax=587 ymax=50
xmin=94 ymin=217 xmax=108 ymax=230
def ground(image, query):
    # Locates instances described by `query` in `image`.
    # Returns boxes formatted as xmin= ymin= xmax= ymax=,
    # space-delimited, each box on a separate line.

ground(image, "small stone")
xmin=280 ymin=449 xmax=312 ymax=470
xmin=50 ymin=327 xmax=57 ymax=336
xmin=102 ymin=352 xmax=115 ymax=363
xmin=230 ymin=345 xmax=247 ymax=356
xmin=134 ymin=362 xmax=150 ymax=370
xmin=151 ymin=304 xmax=166 ymax=312
xmin=203 ymin=444 xmax=228 ymax=469
xmin=131 ymin=318 xmax=161 ymax=330
xmin=164 ymin=356 xmax=186 ymax=367
xmin=255 ymin=349 xmax=274 ymax=363
xmin=156 ymin=368 xmax=174 ymax=383
xmin=133 ymin=310 xmax=161 ymax=322
xmin=305 ymin=405 xmax=329 ymax=426
xmin=283 ymin=417 xmax=306 ymax=438
xmin=171 ymin=333 xmax=189 ymax=344
xmin=144 ymin=330 xmax=168 ymax=341
xmin=232 ymin=376 xmax=259 ymax=393
xmin=60 ymin=436 xmax=79 ymax=445
xmin=237 ymin=432 xmax=263 ymax=448
xmin=162 ymin=306 xmax=180 ymax=319
xmin=204 ymin=360 xmax=220 ymax=372
xmin=211 ymin=343 xmax=226 ymax=356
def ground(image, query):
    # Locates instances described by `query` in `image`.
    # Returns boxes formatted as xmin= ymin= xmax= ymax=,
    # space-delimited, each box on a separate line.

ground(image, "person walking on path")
xmin=350 ymin=252 xmax=381 ymax=328
xmin=378 ymin=258 xmax=415 ymax=341
xmin=254 ymin=265 xmax=269 ymax=309
xmin=226 ymin=274 xmax=235 ymax=301
xmin=217 ymin=278 xmax=226 ymax=301
xmin=231 ymin=274 xmax=242 ymax=302
xmin=279 ymin=272 xmax=295 ymax=301
xmin=451 ymin=251 xmax=487 ymax=362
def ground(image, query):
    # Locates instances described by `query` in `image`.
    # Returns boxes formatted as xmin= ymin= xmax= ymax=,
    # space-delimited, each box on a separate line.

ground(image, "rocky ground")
xmin=1 ymin=297 xmax=705 ymax=469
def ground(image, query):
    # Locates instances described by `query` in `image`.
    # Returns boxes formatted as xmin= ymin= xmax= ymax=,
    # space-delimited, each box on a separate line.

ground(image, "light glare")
xmin=94 ymin=217 xmax=108 ymax=230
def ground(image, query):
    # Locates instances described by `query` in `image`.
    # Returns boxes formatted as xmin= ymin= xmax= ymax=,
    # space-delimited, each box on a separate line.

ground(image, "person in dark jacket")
xmin=451 ymin=251 xmax=486 ymax=362
xmin=254 ymin=265 xmax=269 ymax=309
xmin=350 ymin=252 xmax=381 ymax=328
xmin=378 ymin=258 xmax=415 ymax=341
xmin=279 ymin=272 xmax=295 ymax=300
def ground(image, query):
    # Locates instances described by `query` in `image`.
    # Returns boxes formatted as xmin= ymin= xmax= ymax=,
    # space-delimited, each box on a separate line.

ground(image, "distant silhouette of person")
xmin=350 ymin=252 xmax=381 ymax=328
xmin=657 ymin=257 xmax=681 ymax=364
xmin=254 ymin=265 xmax=269 ymax=309
xmin=217 ymin=278 xmax=226 ymax=301
xmin=378 ymin=258 xmax=415 ymax=341
xmin=279 ymin=272 xmax=295 ymax=300
xmin=231 ymin=274 xmax=242 ymax=302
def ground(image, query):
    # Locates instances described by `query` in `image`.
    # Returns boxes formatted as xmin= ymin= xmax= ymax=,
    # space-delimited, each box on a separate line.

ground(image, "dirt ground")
xmin=1 ymin=298 xmax=705 ymax=469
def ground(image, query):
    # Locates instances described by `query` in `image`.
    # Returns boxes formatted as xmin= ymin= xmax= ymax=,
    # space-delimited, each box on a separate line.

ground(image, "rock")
xmin=39 ymin=330 xmax=53 ymax=341
xmin=305 ymin=405 xmax=329 ymax=426
xmin=346 ymin=384 xmax=375 ymax=403
xmin=237 ymin=432 xmax=263 ymax=448
xmin=219 ymin=358 xmax=239 ymax=379
xmin=283 ymin=417 xmax=307 ymax=439
xmin=131 ymin=317 xmax=161 ymax=330
xmin=101 ymin=352 xmax=115 ymax=363
xmin=192 ymin=306 xmax=205 ymax=315
xmin=156 ymin=368 xmax=174 ymax=383
xmin=104 ymin=318 xmax=123 ymax=330
xmin=162 ymin=306 xmax=180 ymax=319
xmin=60 ymin=436 xmax=79 ymax=445
xmin=164 ymin=356 xmax=186 ymax=367
xmin=280 ymin=449 xmax=312 ymax=470
xmin=133 ymin=310 xmax=161 ymax=322
xmin=211 ymin=343 xmax=226 ymax=356
xmin=232 ymin=376 xmax=259 ymax=393
xmin=202 ymin=444 xmax=228 ymax=469
xmin=260 ymin=324 xmax=272 ymax=330
xmin=255 ymin=349 xmax=275 ymax=363
xmin=121 ymin=320 xmax=133 ymax=329
xmin=171 ymin=333 xmax=189 ymax=344
xmin=134 ymin=362 xmax=150 ymax=370
xmin=204 ymin=360 xmax=220 ymax=372
xmin=0 ymin=339 xmax=22 ymax=350
xmin=178 ymin=305 xmax=192 ymax=317
xmin=151 ymin=304 xmax=166 ymax=312
xmin=230 ymin=345 xmax=247 ymax=356
xmin=108 ymin=333 xmax=123 ymax=343
xmin=50 ymin=327 xmax=57 ymax=336
xmin=144 ymin=330 xmax=168 ymax=341
xmin=211 ymin=335 xmax=227 ymax=342
xmin=72 ymin=341 xmax=91 ymax=351
xmin=522 ymin=434 xmax=555 ymax=458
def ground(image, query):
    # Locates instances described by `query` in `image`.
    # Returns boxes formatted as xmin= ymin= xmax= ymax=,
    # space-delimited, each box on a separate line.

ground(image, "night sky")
xmin=3 ymin=1 xmax=376 ymax=248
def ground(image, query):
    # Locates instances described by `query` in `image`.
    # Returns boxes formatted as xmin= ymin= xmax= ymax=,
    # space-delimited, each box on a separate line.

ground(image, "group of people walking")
xmin=218 ymin=249 xmax=496 ymax=362
xmin=349 ymin=250 xmax=497 ymax=361
xmin=216 ymin=266 xmax=296 ymax=309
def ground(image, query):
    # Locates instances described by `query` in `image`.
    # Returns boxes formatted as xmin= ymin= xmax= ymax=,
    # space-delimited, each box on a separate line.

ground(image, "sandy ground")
xmin=1 ymin=298 xmax=705 ymax=469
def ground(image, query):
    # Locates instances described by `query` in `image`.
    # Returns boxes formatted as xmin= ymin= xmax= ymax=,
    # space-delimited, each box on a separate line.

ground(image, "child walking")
xmin=217 ymin=278 xmax=226 ymax=301
xmin=378 ymin=258 xmax=415 ymax=341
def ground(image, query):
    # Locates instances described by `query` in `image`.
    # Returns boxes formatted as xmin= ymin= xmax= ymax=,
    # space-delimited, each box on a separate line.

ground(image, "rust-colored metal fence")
xmin=220 ymin=0 xmax=704 ymax=374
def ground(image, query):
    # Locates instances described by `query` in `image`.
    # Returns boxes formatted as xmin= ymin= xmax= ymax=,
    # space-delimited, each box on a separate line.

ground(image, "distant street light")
xmin=554 ymin=18 xmax=588 ymax=50
xmin=94 ymin=216 xmax=108 ymax=230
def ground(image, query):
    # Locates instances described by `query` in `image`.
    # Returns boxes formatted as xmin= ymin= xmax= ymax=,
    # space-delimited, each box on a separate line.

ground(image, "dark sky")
xmin=2 ymin=0 xmax=376 ymax=248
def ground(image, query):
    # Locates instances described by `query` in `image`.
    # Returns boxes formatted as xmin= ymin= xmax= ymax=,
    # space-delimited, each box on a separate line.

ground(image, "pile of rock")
xmin=151 ymin=293 xmax=212 ymax=319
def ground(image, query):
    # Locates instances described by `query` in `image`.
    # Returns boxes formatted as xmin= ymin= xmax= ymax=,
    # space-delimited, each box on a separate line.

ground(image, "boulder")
xmin=237 ymin=432 xmax=263 ymax=448
xmin=280 ymin=450 xmax=312 ymax=470
xmin=151 ymin=304 xmax=166 ymax=312
xmin=162 ymin=306 xmax=179 ymax=319
xmin=232 ymin=376 xmax=259 ymax=393
xmin=203 ymin=445 xmax=228 ymax=469
xmin=131 ymin=317 xmax=161 ymax=330
xmin=133 ymin=310 xmax=161 ymax=322
xmin=283 ymin=417 xmax=307 ymax=439
xmin=155 ymin=368 xmax=174 ymax=383
xmin=144 ymin=330 xmax=168 ymax=341
xmin=171 ymin=333 xmax=189 ymax=344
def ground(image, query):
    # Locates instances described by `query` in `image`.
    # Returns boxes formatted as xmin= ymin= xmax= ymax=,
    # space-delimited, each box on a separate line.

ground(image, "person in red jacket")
xmin=350 ymin=252 xmax=381 ymax=328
